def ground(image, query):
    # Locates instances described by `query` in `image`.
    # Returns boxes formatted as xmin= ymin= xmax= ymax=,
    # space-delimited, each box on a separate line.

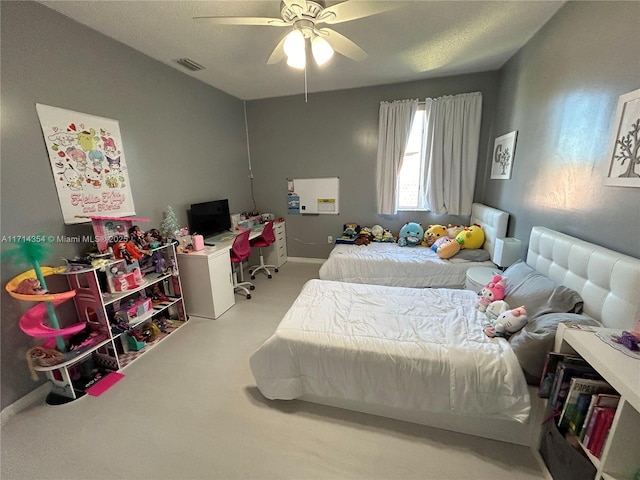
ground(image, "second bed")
xmin=318 ymin=202 xmax=508 ymax=288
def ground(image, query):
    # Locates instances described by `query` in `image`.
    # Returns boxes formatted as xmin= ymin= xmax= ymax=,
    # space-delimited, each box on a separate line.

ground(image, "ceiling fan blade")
xmin=193 ymin=16 xmax=290 ymax=27
xmin=317 ymin=1 xmax=400 ymax=25
xmin=267 ymin=35 xmax=287 ymax=65
xmin=320 ymin=28 xmax=367 ymax=62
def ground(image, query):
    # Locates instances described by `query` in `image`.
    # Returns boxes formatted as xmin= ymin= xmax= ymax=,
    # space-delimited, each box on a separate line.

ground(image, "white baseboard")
xmin=287 ymin=257 xmax=326 ymax=264
xmin=1 ymin=383 xmax=50 ymax=426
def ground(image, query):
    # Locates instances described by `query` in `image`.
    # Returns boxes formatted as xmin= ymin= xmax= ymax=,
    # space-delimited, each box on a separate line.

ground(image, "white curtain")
xmin=424 ymin=92 xmax=483 ymax=215
xmin=375 ymin=99 xmax=419 ymax=215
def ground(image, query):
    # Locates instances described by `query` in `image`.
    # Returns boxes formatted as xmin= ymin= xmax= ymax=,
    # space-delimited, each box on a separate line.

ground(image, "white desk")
xmin=176 ymin=227 xmax=263 ymax=319
xmin=202 ymin=226 xmax=263 ymax=251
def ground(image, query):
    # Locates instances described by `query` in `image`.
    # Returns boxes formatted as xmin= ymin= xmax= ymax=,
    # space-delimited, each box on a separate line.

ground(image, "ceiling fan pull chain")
xmin=304 ymin=64 xmax=308 ymax=103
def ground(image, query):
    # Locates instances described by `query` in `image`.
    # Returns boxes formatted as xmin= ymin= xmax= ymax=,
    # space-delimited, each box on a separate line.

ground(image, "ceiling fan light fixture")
xmin=311 ymin=35 xmax=333 ymax=65
xmin=283 ymin=29 xmax=305 ymax=57
xmin=286 ymin=49 xmax=306 ymax=69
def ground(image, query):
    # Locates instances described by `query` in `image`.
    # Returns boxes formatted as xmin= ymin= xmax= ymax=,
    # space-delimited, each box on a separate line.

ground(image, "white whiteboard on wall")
xmin=292 ymin=177 xmax=339 ymax=215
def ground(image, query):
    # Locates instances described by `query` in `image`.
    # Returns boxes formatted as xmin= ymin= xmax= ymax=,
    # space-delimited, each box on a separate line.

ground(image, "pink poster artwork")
xmin=36 ymin=103 xmax=136 ymax=224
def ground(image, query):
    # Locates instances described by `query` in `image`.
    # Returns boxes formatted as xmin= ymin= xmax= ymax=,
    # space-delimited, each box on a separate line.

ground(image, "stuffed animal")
xmin=475 ymin=274 xmax=506 ymax=312
xmin=341 ymin=223 xmax=360 ymax=240
xmin=381 ymin=228 xmax=395 ymax=243
xmin=14 ymin=278 xmax=47 ymax=295
xmin=371 ymin=225 xmax=384 ymax=242
xmin=433 ymin=237 xmax=461 ymax=259
xmin=484 ymin=306 xmax=528 ymax=338
xmin=355 ymin=227 xmax=372 ymax=246
xmin=397 ymin=222 xmax=424 ymax=247
xmin=455 ymin=224 xmax=485 ymax=250
xmin=485 ymin=300 xmax=510 ymax=321
xmin=447 ymin=224 xmax=465 ymax=239
xmin=423 ymin=224 xmax=448 ymax=247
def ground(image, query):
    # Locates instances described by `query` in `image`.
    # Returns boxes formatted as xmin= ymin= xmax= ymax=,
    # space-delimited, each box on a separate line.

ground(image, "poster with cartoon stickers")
xmin=36 ymin=103 xmax=136 ymax=224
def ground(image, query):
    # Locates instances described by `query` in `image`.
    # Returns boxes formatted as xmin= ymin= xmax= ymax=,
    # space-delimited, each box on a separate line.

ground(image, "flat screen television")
xmin=188 ymin=199 xmax=232 ymax=240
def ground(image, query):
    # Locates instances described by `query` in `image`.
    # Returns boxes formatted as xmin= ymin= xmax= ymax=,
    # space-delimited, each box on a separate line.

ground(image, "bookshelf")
xmin=554 ymin=324 xmax=640 ymax=480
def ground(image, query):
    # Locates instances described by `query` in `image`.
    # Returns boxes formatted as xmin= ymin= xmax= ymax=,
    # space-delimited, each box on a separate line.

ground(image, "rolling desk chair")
xmin=249 ymin=221 xmax=278 ymax=279
xmin=229 ymin=230 xmax=255 ymax=299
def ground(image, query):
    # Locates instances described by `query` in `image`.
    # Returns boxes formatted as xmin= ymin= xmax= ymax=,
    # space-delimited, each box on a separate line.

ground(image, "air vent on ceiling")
xmin=176 ymin=58 xmax=205 ymax=71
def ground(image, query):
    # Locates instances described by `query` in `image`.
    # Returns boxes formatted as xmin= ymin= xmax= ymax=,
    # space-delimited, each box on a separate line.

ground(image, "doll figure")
xmin=128 ymin=225 xmax=145 ymax=249
xmin=113 ymin=240 xmax=147 ymax=265
xmin=153 ymin=251 xmax=166 ymax=274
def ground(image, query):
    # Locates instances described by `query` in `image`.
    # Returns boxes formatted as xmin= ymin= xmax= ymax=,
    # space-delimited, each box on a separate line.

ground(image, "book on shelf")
xmin=567 ymin=393 xmax=593 ymax=435
xmin=549 ymin=359 xmax=601 ymax=411
xmin=583 ymin=405 xmax=616 ymax=452
xmin=586 ymin=407 xmax=616 ymax=458
xmin=578 ymin=393 xmax=620 ymax=441
xmin=539 ymin=352 xmax=584 ymax=398
xmin=558 ymin=377 xmax=615 ymax=432
xmin=543 ymin=352 xmax=589 ymax=403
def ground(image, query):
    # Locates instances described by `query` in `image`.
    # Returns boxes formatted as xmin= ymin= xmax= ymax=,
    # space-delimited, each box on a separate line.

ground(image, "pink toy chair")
xmin=249 ymin=221 xmax=278 ymax=279
xmin=230 ymin=230 xmax=255 ymax=299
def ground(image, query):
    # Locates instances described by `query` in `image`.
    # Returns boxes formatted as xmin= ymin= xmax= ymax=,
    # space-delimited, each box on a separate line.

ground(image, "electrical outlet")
xmin=327 ymin=235 xmax=333 ymax=244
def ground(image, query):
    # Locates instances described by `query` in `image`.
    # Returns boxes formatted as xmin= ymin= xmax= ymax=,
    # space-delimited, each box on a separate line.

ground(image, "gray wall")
xmin=1 ymin=2 xmax=251 ymax=409
xmin=483 ymin=1 xmax=640 ymax=258
xmin=247 ymin=72 xmax=500 ymax=258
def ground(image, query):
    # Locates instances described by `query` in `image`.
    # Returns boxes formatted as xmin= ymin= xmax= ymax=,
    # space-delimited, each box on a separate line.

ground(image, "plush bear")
xmin=355 ymin=227 xmax=372 ymax=246
xmin=455 ymin=224 xmax=485 ymax=250
xmin=397 ymin=222 xmax=424 ymax=247
xmin=475 ymin=274 xmax=506 ymax=312
xmin=484 ymin=306 xmax=528 ymax=338
xmin=433 ymin=237 xmax=461 ymax=259
xmin=423 ymin=224 xmax=448 ymax=247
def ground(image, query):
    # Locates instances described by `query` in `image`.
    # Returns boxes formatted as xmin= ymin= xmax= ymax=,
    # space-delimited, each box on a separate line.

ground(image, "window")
xmin=397 ymin=105 xmax=427 ymax=210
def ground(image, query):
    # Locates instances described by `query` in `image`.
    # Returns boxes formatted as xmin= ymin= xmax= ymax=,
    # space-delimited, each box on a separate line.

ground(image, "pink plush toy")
xmin=484 ymin=306 xmax=528 ymax=338
xmin=475 ymin=274 xmax=506 ymax=312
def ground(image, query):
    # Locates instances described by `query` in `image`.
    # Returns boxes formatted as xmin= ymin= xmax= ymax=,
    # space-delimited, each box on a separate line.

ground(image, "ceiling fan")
xmin=193 ymin=1 xmax=399 ymax=69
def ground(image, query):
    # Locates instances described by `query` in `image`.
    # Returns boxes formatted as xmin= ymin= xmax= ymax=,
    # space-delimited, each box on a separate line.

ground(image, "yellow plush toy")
xmin=423 ymin=224 xmax=448 ymax=247
xmin=455 ymin=224 xmax=485 ymax=249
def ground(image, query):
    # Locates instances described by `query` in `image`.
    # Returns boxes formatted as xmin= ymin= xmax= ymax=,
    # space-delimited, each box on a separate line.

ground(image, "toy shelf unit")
xmin=541 ymin=324 xmax=640 ymax=480
xmin=33 ymin=243 xmax=187 ymax=404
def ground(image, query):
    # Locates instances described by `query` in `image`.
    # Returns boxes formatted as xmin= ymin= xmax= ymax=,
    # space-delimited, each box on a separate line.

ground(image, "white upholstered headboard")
xmin=526 ymin=226 xmax=640 ymax=330
xmin=470 ymin=203 xmax=509 ymax=264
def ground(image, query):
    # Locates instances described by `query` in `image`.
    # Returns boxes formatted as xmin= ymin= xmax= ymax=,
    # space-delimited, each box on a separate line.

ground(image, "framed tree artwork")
xmin=604 ymin=88 xmax=640 ymax=187
xmin=491 ymin=131 xmax=518 ymax=180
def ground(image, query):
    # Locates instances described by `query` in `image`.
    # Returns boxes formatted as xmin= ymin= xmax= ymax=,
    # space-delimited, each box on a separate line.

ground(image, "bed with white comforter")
xmin=318 ymin=243 xmax=494 ymax=288
xmin=250 ymin=227 xmax=640 ymax=447
xmin=250 ymin=279 xmax=530 ymax=423
xmin=318 ymin=202 xmax=508 ymax=288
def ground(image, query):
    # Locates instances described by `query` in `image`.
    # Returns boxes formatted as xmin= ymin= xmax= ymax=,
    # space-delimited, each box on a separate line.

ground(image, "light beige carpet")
xmin=1 ymin=262 xmax=546 ymax=479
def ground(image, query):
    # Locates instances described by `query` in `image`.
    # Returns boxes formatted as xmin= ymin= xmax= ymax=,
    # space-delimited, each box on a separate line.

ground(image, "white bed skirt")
xmin=300 ymin=386 xmax=546 ymax=447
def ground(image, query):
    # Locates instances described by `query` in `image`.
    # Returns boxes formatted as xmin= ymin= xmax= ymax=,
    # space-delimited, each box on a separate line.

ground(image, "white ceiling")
xmin=38 ymin=1 xmax=566 ymax=100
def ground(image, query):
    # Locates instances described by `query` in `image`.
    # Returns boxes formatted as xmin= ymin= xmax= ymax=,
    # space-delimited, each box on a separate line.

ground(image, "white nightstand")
xmin=465 ymin=266 xmax=498 ymax=292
